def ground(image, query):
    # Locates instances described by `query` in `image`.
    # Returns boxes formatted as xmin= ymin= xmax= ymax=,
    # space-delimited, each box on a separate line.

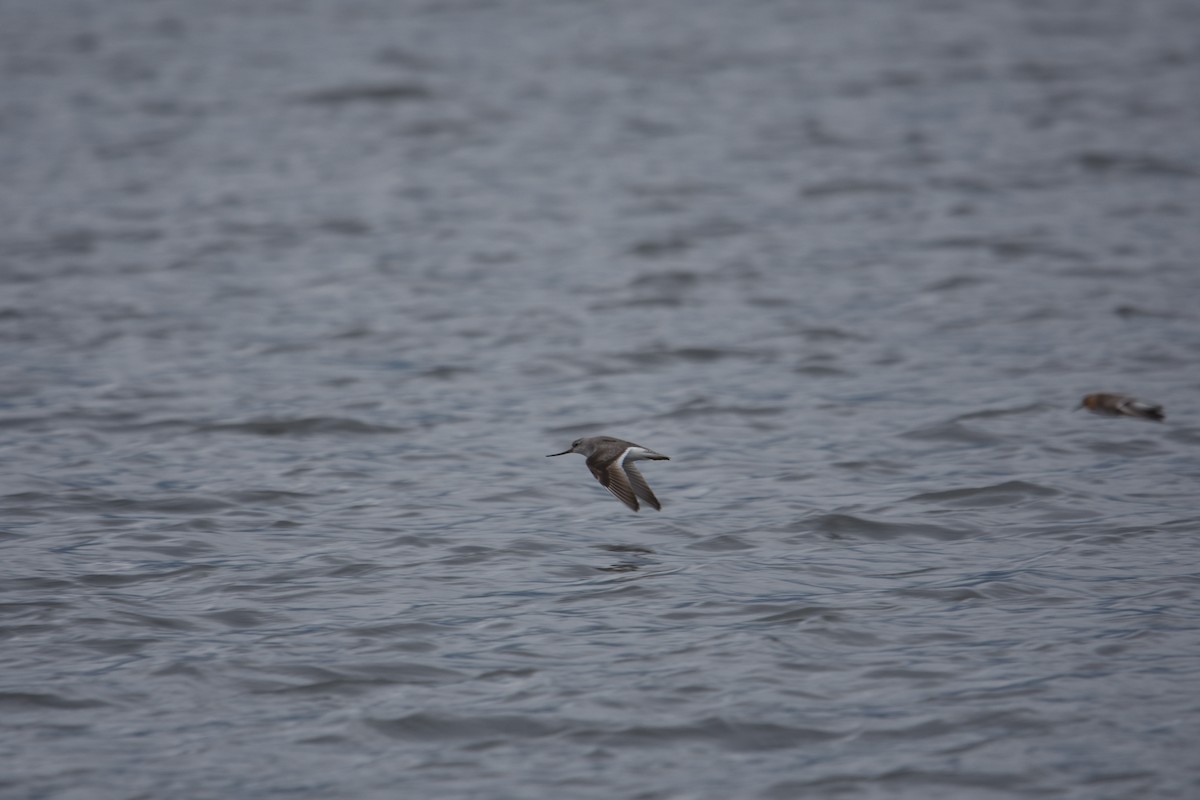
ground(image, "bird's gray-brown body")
xmin=1079 ymin=393 xmax=1164 ymax=421
xmin=546 ymin=436 xmax=670 ymax=512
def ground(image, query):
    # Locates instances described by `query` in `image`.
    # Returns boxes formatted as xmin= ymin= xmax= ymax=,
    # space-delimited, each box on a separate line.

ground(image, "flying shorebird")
xmin=1079 ymin=393 xmax=1165 ymax=421
xmin=546 ymin=436 xmax=670 ymax=512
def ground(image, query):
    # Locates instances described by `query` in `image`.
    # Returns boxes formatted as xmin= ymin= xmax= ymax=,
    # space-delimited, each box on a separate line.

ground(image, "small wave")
xmin=199 ymin=417 xmax=405 ymax=436
xmin=626 ymin=236 xmax=692 ymax=258
xmin=366 ymin=712 xmax=561 ymax=741
xmin=904 ymin=480 xmax=1059 ymax=508
xmin=686 ymin=534 xmax=756 ymax=551
xmin=202 ymin=609 xmax=274 ymax=629
xmin=801 ymin=179 xmax=910 ymax=198
xmin=1082 ymin=438 xmax=1167 ymax=457
xmin=617 ymin=347 xmax=773 ymax=366
xmin=793 ymin=326 xmax=870 ymax=342
xmin=0 ymin=692 xmax=107 ymax=710
xmin=1112 ymin=304 xmax=1180 ymax=320
xmin=294 ymin=82 xmax=433 ymax=105
xmin=923 ymin=275 xmax=989 ymax=292
xmin=898 ymin=421 xmax=1002 ymax=446
xmin=77 ymin=564 xmax=216 ymax=588
xmin=627 ymin=270 xmax=703 ymax=290
xmin=919 ymin=236 xmax=1088 ymax=262
xmin=660 ymin=399 xmax=784 ymax=419
xmin=952 ymin=403 xmax=1047 ymax=421
xmin=5 ymin=490 xmax=252 ymax=518
xmin=794 ymin=361 xmax=850 ymax=378
xmin=577 ymin=717 xmax=844 ymax=752
xmin=227 ymin=490 xmax=312 ymax=506
xmin=749 ymin=605 xmax=843 ymax=625
xmin=810 ymin=513 xmax=976 ymax=541
xmin=1076 ymin=151 xmax=1198 ymax=179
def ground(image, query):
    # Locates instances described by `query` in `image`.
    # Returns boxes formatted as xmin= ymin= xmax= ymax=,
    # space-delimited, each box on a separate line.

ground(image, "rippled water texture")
xmin=3 ymin=1 xmax=1200 ymax=798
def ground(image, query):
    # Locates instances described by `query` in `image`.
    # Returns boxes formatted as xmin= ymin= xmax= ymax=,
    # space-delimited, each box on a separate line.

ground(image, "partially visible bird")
xmin=1079 ymin=393 xmax=1165 ymax=421
xmin=546 ymin=436 xmax=670 ymax=512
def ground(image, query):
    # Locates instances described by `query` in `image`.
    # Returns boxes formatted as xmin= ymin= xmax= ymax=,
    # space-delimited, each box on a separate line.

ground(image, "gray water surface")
xmin=3 ymin=1 xmax=1200 ymax=798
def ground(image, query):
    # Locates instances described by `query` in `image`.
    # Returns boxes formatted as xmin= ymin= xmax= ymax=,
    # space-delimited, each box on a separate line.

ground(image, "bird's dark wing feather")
xmin=623 ymin=462 xmax=662 ymax=511
xmin=587 ymin=451 xmax=640 ymax=512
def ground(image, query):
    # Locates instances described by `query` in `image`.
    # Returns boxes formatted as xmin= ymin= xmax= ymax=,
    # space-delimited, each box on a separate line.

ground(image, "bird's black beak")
xmin=546 ymin=449 xmax=572 ymax=457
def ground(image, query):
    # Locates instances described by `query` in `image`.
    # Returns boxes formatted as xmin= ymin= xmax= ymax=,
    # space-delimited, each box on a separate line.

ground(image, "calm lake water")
xmin=3 ymin=1 xmax=1199 ymax=798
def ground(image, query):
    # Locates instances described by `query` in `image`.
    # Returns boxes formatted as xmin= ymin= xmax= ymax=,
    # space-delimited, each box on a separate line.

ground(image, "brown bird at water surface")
xmin=1079 ymin=393 xmax=1164 ymax=421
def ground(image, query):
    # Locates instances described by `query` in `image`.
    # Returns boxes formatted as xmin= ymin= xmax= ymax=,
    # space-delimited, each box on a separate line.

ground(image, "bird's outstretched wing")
xmin=623 ymin=461 xmax=662 ymax=511
xmin=587 ymin=449 xmax=640 ymax=511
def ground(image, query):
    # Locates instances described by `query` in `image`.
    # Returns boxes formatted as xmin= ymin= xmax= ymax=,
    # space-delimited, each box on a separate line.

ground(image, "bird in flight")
xmin=547 ymin=436 xmax=671 ymax=512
